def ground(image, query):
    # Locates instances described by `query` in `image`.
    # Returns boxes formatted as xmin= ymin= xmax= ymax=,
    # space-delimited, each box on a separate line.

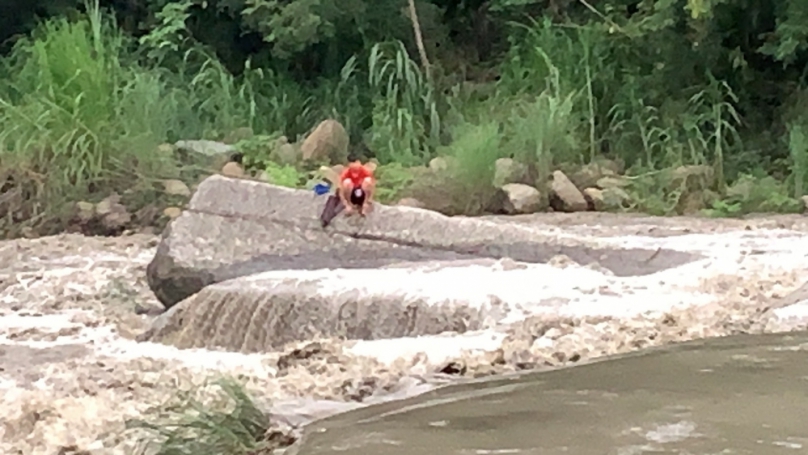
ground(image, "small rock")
xmin=438 ymin=361 xmax=467 ymax=375
xmin=501 ymin=183 xmax=544 ymax=214
xmin=669 ymin=165 xmax=714 ymax=191
xmin=163 ymin=207 xmax=182 ymax=219
xmin=95 ymin=193 xmax=121 ymax=216
xmin=602 ymin=187 xmax=631 ymax=209
xmin=677 ymin=190 xmax=716 ymax=215
xmin=272 ymin=143 xmax=300 ymax=166
xmin=221 ymin=161 xmax=245 ymax=178
xmin=550 ymin=170 xmax=588 ymax=212
xmin=429 ymin=157 xmax=451 ymax=172
xmin=396 ymin=197 xmax=425 ymax=208
xmin=570 ymin=160 xmax=619 ymax=189
xmin=163 ymin=179 xmax=191 ymax=197
xmin=156 ymin=143 xmax=175 ymax=155
xmin=493 ymin=158 xmax=528 ymax=188
xmin=175 ymin=139 xmax=237 ymax=158
xmin=802 ymin=195 xmax=808 ymax=213
xmin=583 ymin=187 xmax=604 ymax=211
xmin=75 ymin=201 xmax=95 ymax=222
xmin=95 ymin=194 xmax=131 ymax=231
xmin=300 ymin=119 xmax=349 ymax=164
xmin=175 ymin=139 xmax=241 ymax=170
xmin=222 ymin=127 xmax=254 ymax=144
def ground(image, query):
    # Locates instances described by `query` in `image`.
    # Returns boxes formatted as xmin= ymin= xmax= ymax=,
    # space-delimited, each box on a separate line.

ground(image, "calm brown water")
xmin=293 ymin=331 xmax=808 ymax=455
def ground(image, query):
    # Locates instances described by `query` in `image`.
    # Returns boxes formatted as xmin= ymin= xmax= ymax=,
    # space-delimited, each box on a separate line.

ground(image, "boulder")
xmin=141 ymin=254 xmax=700 ymax=353
xmin=668 ymin=165 xmax=715 ymax=192
xmin=493 ymin=158 xmax=528 ymax=188
xmin=584 ymin=187 xmax=631 ymax=211
xmin=146 ymin=175 xmax=698 ymax=317
xmin=602 ymin=187 xmax=631 ymax=210
xmin=583 ymin=188 xmax=604 ymax=211
xmin=94 ymin=193 xmax=131 ymax=232
xmin=140 ymin=263 xmax=498 ymax=352
xmin=569 ymin=160 xmax=619 ymax=190
xmin=501 ymin=183 xmax=544 ymax=214
xmin=550 ymin=170 xmax=588 ymax=212
xmin=272 ymin=143 xmax=300 ymax=166
xmin=163 ymin=207 xmax=182 ymax=219
xmin=175 ymin=139 xmax=242 ymax=170
xmin=300 ymin=119 xmax=349 ymax=164
xmin=222 ymin=127 xmax=254 ymax=145
xmin=429 ymin=157 xmax=451 ymax=172
xmin=221 ymin=161 xmax=245 ymax=178
xmin=163 ymin=179 xmax=191 ymax=197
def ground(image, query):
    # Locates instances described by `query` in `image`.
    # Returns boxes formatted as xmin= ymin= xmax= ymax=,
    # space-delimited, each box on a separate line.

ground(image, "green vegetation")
xmin=127 ymin=377 xmax=293 ymax=455
xmin=2 ymin=0 xmax=808 ymax=237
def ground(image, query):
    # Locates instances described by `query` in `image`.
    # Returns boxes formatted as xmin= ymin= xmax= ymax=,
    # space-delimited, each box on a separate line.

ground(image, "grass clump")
xmin=0 ymin=1 xmax=180 ymax=234
xmin=405 ymin=121 xmax=503 ymax=215
xmin=128 ymin=377 xmax=294 ymax=455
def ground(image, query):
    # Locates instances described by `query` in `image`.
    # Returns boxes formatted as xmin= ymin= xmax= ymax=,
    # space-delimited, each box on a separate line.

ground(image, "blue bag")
xmin=313 ymin=182 xmax=331 ymax=195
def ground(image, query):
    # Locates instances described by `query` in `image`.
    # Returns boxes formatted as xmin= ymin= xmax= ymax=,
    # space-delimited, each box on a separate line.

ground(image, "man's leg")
xmin=339 ymin=178 xmax=354 ymax=214
xmin=359 ymin=176 xmax=376 ymax=215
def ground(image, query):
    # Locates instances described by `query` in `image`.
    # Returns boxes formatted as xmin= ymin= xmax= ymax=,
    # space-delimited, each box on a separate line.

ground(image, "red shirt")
xmin=340 ymin=164 xmax=373 ymax=188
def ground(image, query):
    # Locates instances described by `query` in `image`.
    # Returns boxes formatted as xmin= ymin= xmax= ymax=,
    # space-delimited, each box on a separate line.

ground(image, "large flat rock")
xmin=295 ymin=331 xmax=808 ymax=455
xmin=146 ymin=175 xmax=696 ymax=309
xmin=139 ymin=250 xmax=722 ymax=353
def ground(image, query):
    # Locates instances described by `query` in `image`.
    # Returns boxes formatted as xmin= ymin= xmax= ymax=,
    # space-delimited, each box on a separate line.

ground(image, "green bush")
xmin=407 ymin=121 xmax=503 ymax=215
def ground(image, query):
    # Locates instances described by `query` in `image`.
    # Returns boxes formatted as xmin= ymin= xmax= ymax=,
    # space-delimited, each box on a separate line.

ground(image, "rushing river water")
xmin=294 ymin=331 xmax=808 ymax=455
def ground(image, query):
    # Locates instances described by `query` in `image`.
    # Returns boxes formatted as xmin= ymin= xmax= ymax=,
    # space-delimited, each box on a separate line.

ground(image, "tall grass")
xmin=0 ymin=1 xmax=298 ymax=235
xmin=0 ymin=0 xmax=175 ymax=231
xmin=446 ymin=121 xmax=504 ymax=213
xmin=367 ymin=40 xmax=441 ymax=166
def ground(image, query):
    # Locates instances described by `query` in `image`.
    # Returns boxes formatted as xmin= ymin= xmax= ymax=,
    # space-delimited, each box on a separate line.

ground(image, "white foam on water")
xmin=773 ymin=299 xmax=808 ymax=321
xmin=95 ymin=335 xmax=277 ymax=376
xmin=349 ymin=330 xmax=508 ymax=366
xmin=337 ymin=229 xmax=808 ymax=366
xmin=0 ymin=313 xmax=78 ymax=332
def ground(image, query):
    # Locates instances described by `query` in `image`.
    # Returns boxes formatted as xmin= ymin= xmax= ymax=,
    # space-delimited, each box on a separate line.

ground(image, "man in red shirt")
xmin=338 ymin=161 xmax=376 ymax=216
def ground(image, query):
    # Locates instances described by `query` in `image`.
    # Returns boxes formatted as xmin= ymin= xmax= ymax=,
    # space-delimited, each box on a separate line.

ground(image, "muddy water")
xmin=295 ymin=331 xmax=808 ymax=455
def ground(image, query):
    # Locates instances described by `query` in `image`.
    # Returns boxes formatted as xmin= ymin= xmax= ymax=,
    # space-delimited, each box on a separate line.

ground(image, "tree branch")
xmin=407 ymin=0 xmax=431 ymax=80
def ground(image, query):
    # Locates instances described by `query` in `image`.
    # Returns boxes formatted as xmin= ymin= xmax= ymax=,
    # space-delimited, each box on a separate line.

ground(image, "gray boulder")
xmin=147 ymin=175 xmax=696 ymax=311
xmin=143 ymin=175 xmax=700 ymax=351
